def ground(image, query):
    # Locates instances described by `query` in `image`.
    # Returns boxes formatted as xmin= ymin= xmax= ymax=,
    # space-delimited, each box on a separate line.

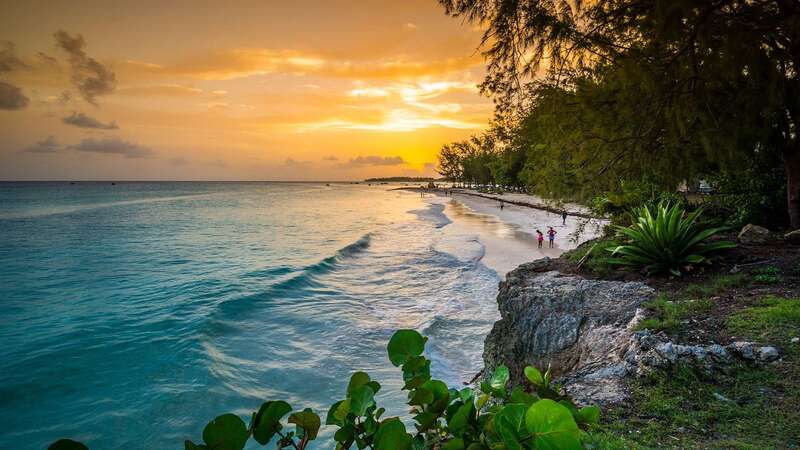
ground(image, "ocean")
xmin=0 ymin=182 xmax=528 ymax=449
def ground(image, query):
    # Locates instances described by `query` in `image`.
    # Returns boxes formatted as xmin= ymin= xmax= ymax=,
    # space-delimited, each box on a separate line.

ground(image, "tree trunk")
xmin=786 ymin=146 xmax=800 ymax=230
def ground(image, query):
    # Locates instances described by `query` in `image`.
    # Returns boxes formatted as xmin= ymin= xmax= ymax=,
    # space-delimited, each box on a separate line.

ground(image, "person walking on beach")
xmin=536 ymin=229 xmax=544 ymax=249
xmin=500 ymin=201 xmax=504 ymax=210
xmin=562 ymin=211 xmax=567 ymax=225
xmin=547 ymin=227 xmax=557 ymax=248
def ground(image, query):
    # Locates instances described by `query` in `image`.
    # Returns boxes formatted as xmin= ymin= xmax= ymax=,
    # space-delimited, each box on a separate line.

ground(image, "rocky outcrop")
xmin=483 ymin=258 xmax=653 ymax=404
xmin=483 ymin=258 xmax=781 ymax=406
xmin=738 ymin=224 xmax=771 ymax=244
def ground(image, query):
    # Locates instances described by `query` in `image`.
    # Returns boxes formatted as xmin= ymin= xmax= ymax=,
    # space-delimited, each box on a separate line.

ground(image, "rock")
xmin=737 ymin=224 xmax=771 ymax=244
xmin=728 ymin=341 xmax=756 ymax=360
xmin=785 ymin=229 xmax=800 ymax=243
xmin=482 ymin=258 xmax=655 ymax=405
xmin=757 ymin=346 xmax=780 ymax=362
xmin=482 ymin=259 xmax=783 ymax=406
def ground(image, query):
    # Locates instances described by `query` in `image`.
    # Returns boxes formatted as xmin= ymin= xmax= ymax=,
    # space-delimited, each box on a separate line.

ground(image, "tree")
xmin=440 ymin=0 xmax=800 ymax=229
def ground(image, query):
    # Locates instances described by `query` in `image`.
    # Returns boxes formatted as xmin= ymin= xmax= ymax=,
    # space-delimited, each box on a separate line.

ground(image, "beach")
xmin=420 ymin=188 xmax=606 ymax=276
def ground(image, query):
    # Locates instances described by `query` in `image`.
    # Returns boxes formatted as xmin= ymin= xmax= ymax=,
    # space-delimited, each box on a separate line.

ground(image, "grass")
xmin=727 ymin=296 xmax=800 ymax=343
xmin=682 ymin=273 xmax=749 ymax=298
xmin=635 ymin=294 xmax=713 ymax=332
xmin=596 ymin=297 xmax=800 ymax=449
xmin=635 ymin=273 xmax=748 ymax=333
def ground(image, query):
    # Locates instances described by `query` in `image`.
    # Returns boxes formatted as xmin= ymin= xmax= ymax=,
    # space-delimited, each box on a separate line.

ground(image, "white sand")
xmin=426 ymin=191 xmax=606 ymax=277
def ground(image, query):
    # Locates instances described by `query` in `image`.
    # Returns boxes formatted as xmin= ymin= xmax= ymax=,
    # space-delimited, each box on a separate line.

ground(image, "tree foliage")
xmin=437 ymin=0 xmax=800 ymax=229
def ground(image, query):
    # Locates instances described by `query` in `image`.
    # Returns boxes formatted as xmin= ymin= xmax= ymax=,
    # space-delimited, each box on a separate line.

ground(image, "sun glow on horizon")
xmin=0 ymin=0 xmax=491 ymax=181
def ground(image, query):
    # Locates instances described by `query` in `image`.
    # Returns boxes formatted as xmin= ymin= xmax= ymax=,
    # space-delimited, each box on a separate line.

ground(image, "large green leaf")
xmin=202 ymin=414 xmax=248 ymax=450
xmin=349 ymin=384 xmax=376 ymax=416
xmin=492 ymin=403 xmax=529 ymax=450
xmin=524 ymin=366 xmax=544 ymax=385
xmin=288 ymin=408 xmax=321 ymax=440
xmin=374 ymin=418 xmax=412 ymax=450
xmin=422 ymin=379 xmax=450 ymax=413
xmin=575 ymin=405 xmax=600 ymax=424
xmin=524 ymin=399 xmax=582 ymax=450
xmin=387 ymin=329 xmax=427 ymax=366
xmin=253 ymin=400 xmax=292 ymax=445
xmin=488 ymin=365 xmax=509 ymax=395
xmin=347 ymin=371 xmax=371 ymax=395
xmin=326 ymin=400 xmax=345 ymax=426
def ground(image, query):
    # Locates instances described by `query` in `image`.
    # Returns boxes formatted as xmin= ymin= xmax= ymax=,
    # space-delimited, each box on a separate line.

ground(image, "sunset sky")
xmin=0 ymin=0 xmax=491 ymax=181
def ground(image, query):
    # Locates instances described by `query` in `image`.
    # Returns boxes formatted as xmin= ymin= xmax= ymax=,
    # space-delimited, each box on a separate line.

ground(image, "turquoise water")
xmin=0 ymin=182 xmax=501 ymax=449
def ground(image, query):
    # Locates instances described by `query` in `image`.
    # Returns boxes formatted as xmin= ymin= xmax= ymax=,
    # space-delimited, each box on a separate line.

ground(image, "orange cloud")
xmin=119 ymin=49 xmax=483 ymax=81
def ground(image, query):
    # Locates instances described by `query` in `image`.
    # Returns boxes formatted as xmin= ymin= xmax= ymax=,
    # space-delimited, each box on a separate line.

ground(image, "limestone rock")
xmin=482 ymin=258 xmax=654 ymax=405
xmin=737 ymin=224 xmax=771 ymax=244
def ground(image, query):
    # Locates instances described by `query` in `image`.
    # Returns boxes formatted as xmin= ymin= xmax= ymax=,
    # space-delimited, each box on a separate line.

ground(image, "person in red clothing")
xmin=536 ymin=229 xmax=544 ymax=248
xmin=547 ymin=226 xmax=557 ymax=248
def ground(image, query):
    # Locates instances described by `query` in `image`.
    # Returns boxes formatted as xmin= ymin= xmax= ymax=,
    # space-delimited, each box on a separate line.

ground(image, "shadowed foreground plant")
xmin=49 ymin=330 xmax=597 ymax=450
xmin=608 ymin=202 xmax=735 ymax=276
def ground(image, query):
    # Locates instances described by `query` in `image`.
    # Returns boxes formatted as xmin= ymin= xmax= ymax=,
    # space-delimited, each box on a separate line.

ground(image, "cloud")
xmin=322 ymin=155 xmax=339 ymax=161
xmin=0 ymin=81 xmax=29 ymax=110
xmin=116 ymin=84 xmax=209 ymax=97
xmin=54 ymin=30 xmax=116 ymax=105
xmin=37 ymin=52 xmax=58 ymax=65
xmin=120 ymin=49 xmax=482 ymax=81
xmin=62 ymin=112 xmax=118 ymax=129
xmin=21 ymin=136 xmax=60 ymax=154
xmin=284 ymin=157 xmax=312 ymax=167
xmin=0 ymin=41 xmax=27 ymax=73
xmin=70 ymin=137 xmax=153 ymax=158
xmin=210 ymin=159 xmax=227 ymax=168
xmin=342 ymin=155 xmax=406 ymax=167
xmin=169 ymin=157 xmax=189 ymax=166
xmin=0 ymin=42 xmax=29 ymax=110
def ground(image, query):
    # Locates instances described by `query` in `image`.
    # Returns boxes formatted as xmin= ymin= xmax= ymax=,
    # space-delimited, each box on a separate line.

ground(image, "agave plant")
xmin=608 ymin=202 xmax=736 ymax=276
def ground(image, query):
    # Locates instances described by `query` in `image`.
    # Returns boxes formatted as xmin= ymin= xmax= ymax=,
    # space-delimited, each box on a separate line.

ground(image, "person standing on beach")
xmin=562 ymin=211 xmax=567 ymax=225
xmin=547 ymin=227 xmax=557 ymax=248
xmin=500 ymin=201 xmax=504 ymax=210
xmin=536 ymin=229 xmax=544 ymax=249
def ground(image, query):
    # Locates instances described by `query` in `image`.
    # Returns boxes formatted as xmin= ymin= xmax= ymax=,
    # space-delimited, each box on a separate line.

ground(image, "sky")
xmin=0 ymin=0 xmax=491 ymax=181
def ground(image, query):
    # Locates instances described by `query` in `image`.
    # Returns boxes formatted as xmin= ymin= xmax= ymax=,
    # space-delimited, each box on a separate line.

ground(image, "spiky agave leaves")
xmin=608 ymin=201 xmax=736 ymax=276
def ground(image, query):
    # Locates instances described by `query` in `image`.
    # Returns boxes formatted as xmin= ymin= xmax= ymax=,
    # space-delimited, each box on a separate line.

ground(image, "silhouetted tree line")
xmin=437 ymin=0 xmax=799 ymax=229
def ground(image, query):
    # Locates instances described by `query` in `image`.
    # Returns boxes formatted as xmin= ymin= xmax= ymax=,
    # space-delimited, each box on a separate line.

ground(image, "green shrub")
xmin=49 ymin=330 xmax=598 ymax=450
xmin=608 ymin=202 xmax=736 ymax=276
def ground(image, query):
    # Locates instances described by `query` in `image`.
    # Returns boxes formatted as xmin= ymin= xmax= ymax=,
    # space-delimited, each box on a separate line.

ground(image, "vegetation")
xmin=364 ymin=177 xmax=441 ymax=183
xmin=594 ymin=295 xmax=800 ymax=449
xmin=50 ymin=330 xmax=599 ymax=450
xmin=607 ymin=203 xmax=735 ymax=276
xmin=435 ymin=0 xmax=800 ymax=230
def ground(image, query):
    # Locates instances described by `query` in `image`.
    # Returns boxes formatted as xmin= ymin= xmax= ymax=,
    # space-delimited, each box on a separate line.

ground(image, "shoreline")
xmin=416 ymin=187 xmax=606 ymax=277
xmin=395 ymin=186 xmax=604 ymax=220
